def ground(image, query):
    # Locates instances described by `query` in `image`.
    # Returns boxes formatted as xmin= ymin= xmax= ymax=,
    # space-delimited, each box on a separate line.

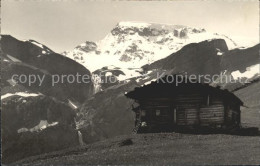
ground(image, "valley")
xmin=1 ymin=21 xmax=259 ymax=164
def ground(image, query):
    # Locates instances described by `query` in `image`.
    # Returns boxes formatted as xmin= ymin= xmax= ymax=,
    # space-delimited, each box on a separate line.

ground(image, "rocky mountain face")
xmin=1 ymin=35 xmax=94 ymax=103
xmin=92 ymin=65 xmax=126 ymax=91
xmin=1 ymin=35 xmax=94 ymax=163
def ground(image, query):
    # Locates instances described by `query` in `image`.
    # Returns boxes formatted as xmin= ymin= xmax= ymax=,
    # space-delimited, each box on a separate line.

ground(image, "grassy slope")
xmin=17 ymin=133 xmax=260 ymax=165
xmin=16 ymin=81 xmax=260 ymax=165
xmin=235 ymin=80 xmax=260 ymax=128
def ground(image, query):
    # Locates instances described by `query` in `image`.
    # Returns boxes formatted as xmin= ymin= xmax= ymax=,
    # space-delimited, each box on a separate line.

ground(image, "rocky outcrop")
xmin=92 ymin=66 xmax=125 ymax=91
xmin=75 ymin=41 xmax=97 ymax=52
xmin=76 ymin=81 xmax=137 ymax=144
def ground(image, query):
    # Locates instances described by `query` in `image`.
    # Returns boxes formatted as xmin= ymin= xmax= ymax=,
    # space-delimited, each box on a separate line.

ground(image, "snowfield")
xmin=231 ymin=64 xmax=260 ymax=80
xmin=1 ymin=92 xmax=41 ymax=100
xmin=17 ymin=120 xmax=59 ymax=133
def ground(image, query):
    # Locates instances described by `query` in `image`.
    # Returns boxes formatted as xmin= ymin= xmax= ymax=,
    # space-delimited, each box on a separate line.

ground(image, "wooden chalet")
xmin=125 ymin=75 xmax=243 ymax=133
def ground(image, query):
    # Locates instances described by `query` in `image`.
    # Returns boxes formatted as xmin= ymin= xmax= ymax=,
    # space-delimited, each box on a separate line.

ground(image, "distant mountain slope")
xmin=221 ymin=44 xmax=260 ymax=73
xmin=1 ymin=35 xmax=94 ymax=103
xmin=142 ymin=41 xmax=259 ymax=90
xmin=1 ymin=35 xmax=94 ymax=164
xmin=234 ymin=80 xmax=260 ymax=128
xmin=142 ymin=39 xmax=228 ymax=76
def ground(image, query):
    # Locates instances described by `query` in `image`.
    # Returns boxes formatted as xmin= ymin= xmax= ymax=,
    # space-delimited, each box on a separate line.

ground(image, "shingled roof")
xmin=125 ymin=75 xmax=243 ymax=106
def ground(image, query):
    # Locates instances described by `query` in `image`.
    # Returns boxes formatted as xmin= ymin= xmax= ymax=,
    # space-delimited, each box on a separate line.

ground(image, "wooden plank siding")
xmin=199 ymin=105 xmax=224 ymax=126
xmin=176 ymin=107 xmax=199 ymax=125
xmin=138 ymin=92 xmax=232 ymax=128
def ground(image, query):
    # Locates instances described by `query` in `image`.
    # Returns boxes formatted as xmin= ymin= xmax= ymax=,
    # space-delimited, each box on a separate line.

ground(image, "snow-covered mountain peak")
xmin=62 ymin=21 xmax=239 ymax=78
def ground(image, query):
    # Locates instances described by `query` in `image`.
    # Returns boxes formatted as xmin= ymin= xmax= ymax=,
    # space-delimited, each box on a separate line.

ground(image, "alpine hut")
xmin=125 ymin=75 xmax=243 ymax=133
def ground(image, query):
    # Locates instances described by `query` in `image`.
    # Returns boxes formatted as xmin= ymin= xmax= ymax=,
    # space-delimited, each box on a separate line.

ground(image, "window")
xmin=207 ymin=95 xmax=210 ymax=106
xmin=156 ymin=110 xmax=160 ymax=116
xmin=141 ymin=110 xmax=146 ymax=117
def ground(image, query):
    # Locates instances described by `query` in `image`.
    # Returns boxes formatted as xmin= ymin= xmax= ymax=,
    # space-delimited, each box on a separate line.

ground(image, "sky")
xmin=2 ymin=0 xmax=259 ymax=52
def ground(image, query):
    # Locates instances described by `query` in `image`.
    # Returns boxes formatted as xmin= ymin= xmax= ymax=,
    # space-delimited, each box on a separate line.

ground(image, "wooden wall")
xmin=137 ymin=92 xmax=240 ymax=128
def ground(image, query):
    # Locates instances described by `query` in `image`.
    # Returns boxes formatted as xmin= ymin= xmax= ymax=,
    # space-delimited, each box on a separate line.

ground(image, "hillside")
xmin=15 ymin=133 xmax=260 ymax=165
xmin=234 ymin=80 xmax=260 ymax=128
xmin=1 ymin=35 xmax=94 ymax=103
xmin=15 ymin=79 xmax=260 ymax=165
xmin=0 ymin=35 xmax=93 ymax=164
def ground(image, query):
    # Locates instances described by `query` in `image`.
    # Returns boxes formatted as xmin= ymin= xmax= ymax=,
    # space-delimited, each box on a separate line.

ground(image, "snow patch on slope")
xmin=2 ymin=92 xmax=41 ymax=100
xmin=30 ymin=41 xmax=44 ymax=48
xmin=27 ymin=40 xmax=54 ymax=54
xmin=17 ymin=120 xmax=59 ymax=133
xmin=231 ymin=64 xmax=260 ymax=80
